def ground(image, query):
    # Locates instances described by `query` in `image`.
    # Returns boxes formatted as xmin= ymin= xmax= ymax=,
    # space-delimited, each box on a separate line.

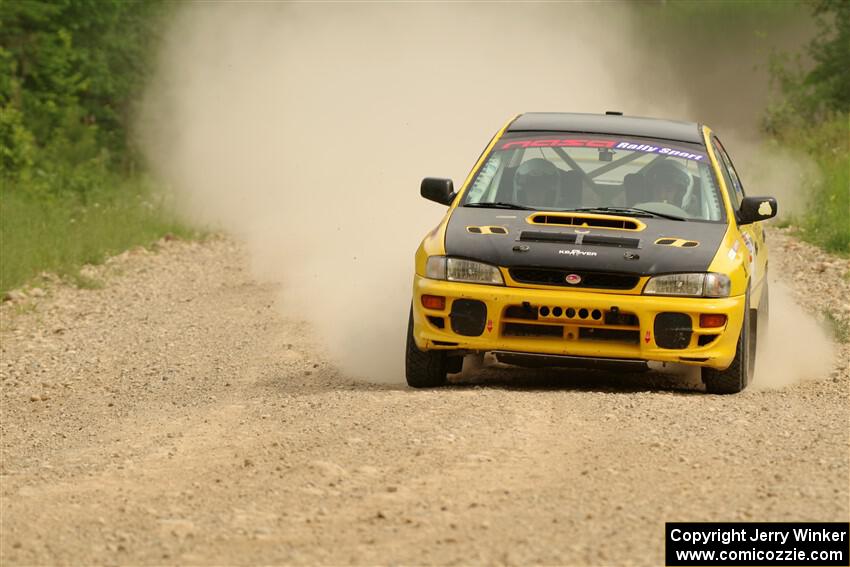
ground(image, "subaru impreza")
xmin=407 ymin=112 xmax=777 ymax=394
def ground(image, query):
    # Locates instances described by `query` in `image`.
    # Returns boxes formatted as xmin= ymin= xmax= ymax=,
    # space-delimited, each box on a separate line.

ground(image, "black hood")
xmin=444 ymin=207 xmax=726 ymax=276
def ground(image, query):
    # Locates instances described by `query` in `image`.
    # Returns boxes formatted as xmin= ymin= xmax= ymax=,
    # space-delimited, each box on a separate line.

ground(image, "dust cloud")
xmin=139 ymin=2 xmax=828 ymax=386
xmin=713 ymin=140 xmax=817 ymax=222
xmin=752 ymin=281 xmax=834 ymax=390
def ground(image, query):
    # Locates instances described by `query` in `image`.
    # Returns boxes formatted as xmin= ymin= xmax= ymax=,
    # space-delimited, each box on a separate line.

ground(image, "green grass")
xmin=800 ymin=171 xmax=849 ymax=253
xmin=0 ymin=178 xmax=198 ymax=294
xmin=773 ymin=115 xmax=850 ymax=255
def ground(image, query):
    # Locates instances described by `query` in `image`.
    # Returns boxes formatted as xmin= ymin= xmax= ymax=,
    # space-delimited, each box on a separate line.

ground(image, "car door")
xmin=712 ymin=137 xmax=766 ymax=295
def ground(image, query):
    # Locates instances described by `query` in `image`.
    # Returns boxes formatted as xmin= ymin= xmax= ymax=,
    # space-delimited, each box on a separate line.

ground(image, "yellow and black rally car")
xmin=408 ymin=112 xmax=777 ymax=394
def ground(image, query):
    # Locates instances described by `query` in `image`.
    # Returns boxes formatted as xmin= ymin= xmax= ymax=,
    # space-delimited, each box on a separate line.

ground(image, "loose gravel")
xmin=1 ymin=228 xmax=847 ymax=566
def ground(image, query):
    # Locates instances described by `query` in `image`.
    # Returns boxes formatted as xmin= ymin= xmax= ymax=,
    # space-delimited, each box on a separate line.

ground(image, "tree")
xmin=0 ymin=0 xmax=170 ymax=183
xmin=767 ymin=0 xmax=850 ymax=128
xmin=806 ymin=0 xmax=850 ymax=114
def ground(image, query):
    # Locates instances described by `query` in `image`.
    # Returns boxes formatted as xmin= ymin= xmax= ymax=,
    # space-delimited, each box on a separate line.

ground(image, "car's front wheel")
xmin=701 ymin=292 xmax=755 ymax=394
xmin=405 ymin=311 xmax=449 ymax=388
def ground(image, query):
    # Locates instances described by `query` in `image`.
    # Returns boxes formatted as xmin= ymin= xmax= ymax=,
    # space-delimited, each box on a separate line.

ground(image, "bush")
xmin=0 ymin=104 xmax=35 ymax=181
xmin=798 ymin=117 xmax=849 ymax=254
xmin=0 ymin=1 xmax=195 ymax=295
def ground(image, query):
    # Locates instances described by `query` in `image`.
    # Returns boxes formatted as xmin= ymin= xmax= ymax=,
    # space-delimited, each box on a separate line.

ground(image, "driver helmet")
xmin=514 ymin=158 xmax=560 ymax=208
xmin=645 ymin=159 xmax=690 ymax=205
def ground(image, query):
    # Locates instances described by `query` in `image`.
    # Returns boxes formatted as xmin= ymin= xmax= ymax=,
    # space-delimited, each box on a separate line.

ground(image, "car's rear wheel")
xmin=702 ymin=292 xmax=754 ymax=394
xmin=405 ymin=310 xmax=449 ymax=388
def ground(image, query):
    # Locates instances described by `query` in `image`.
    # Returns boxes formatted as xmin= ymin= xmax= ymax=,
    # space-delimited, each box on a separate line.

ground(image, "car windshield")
xmin=462 ymin=132 xmax=725 ymax=222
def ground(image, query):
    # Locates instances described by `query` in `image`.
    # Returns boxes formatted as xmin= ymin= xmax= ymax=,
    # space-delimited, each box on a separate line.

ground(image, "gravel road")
xmin=1 ymin=229 xmax=848 ymax=566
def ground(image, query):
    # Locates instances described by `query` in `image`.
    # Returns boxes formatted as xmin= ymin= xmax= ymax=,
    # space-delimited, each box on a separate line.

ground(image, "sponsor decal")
xmin=497 ymin=137 xmax=707 ymax=161
xmin=644 ymin=331 xmax=651 ymax=344
xmin=558 ymin=249 xmax=598 ymax=256
xmin=727 ymin=240 xmax=739 ymax=261
xmin=486 ymin=320 xmax=493 ymax=333
xmin=565 ymin=274 xmax=582 ymax=285
xmin=742 ymin=233 xmax=757 ymax=278
xmin=613 ymin=141 xmax=706 ymax=161
xmin=758 ymin=201 xmax=773 ymax=216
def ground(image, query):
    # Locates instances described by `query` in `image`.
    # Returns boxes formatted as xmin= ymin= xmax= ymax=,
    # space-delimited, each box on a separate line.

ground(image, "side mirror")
xmin=737 ymin=196 xmax=778 ymax=225
xmin=421 ymin=177 xmax=455 ymax=206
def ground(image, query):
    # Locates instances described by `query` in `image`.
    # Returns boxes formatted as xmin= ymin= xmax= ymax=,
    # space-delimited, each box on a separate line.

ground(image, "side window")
xmin=713 ymin=138 xmax=745 ymax=208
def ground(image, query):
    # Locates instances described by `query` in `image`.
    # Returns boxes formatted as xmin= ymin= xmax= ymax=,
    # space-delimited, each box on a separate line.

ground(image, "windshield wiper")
xmin=568 ymin=206 xmax=688 ymax=221
xmin=464 ymin=202 xmax=535 ymax=210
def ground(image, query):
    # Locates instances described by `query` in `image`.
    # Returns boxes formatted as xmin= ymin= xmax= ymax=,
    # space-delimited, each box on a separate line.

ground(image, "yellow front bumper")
xmin=412 ymin=275 xmax=745 ymax=370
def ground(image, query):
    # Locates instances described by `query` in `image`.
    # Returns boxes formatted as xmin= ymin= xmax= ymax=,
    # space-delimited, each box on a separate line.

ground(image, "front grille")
xmin=500 ymin=303 xmax=641 ymax=346
xmin=503 ymin=304 xmax=639 ymax=326
xmin=509 ymin=268 xmax=640 ymax=290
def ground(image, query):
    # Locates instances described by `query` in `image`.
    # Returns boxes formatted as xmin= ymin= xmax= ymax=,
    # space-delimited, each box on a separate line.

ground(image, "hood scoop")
xmin=529 ymin=213 xmax=641 ymax=231
xmin=520 ymin=231 xmax=641 ymax=249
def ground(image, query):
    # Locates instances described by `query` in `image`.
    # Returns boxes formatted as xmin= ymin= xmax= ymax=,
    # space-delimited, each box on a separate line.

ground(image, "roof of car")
xmin=507 ymin=112 xmax=704 ymax=144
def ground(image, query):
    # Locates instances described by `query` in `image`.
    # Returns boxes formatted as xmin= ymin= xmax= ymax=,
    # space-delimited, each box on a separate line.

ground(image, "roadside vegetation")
xmin=0 ymin=1 xmax=846 ymax=298
xmin=764 ymin=0 xmax=849 ymax=255
xmin=633 ymin=0 xmax=847 ymax=255
xmin=0 ymin=0 xmax=194 ymax=295
xmin=0 ymin=179 xmax=192 ymax=292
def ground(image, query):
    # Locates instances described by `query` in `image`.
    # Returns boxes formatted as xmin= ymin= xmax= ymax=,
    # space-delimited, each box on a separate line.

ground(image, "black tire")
xmin=757 ymin=280 xmax=769 ymax=345
xmin=405 ymin=310 xmax=448 ymax=388
xmin=702 ymin=291 xmax=754 ymax=394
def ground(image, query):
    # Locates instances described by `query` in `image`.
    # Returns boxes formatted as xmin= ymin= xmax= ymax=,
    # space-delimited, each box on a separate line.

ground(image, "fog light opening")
xmin=552 ymin=307 xmax=563 ymax=317
xmin=540 ymin=306 xmax=551 ymax=317
xmin=591 ymin=309 xmax=602 ymax=320
xmin=578 ymin=308 xmax=589 ymax=319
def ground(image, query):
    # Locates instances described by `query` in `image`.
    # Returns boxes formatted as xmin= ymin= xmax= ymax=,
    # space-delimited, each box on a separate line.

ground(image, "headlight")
xmin=425 ymin=256 xmax=504 ymax=285
xmin=643 ymin=273 xmax=730 ymax=297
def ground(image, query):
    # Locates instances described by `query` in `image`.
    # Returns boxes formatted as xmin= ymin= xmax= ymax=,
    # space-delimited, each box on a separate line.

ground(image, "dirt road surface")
xmin=2 ymin=229 xmax=848 ymax=566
